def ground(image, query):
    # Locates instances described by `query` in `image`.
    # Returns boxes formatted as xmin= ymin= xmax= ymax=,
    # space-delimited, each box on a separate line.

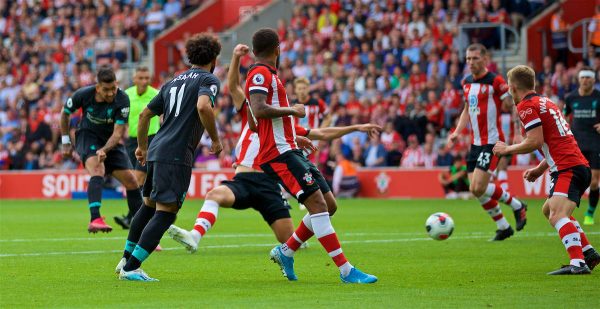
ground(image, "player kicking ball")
xmin=493 ymin=65 xmax=600 ymax=275
xmin=168 ymin=44 xmax=381 ymax=256
xmin=60 ymin=67 xmax=143 ymax=233
xmin=116 ymin=33 xmax=222 ymax=281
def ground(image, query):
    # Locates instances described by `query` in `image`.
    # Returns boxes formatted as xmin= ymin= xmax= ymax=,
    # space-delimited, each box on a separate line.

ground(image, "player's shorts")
xmin=549 ymin=165 xmax=592 ymax=206
xmin=467 ymin=144 xmax=500 ymax=173
xmin=126 ymin=135 xmax=156 ymax=172
xmin=260 ymin=150 xmax=331 ymax=203
xmin=143 ymin=161 xmax=191 ymax=208
xmin=222 ymin=172 xmax=291 ymax=225
xmin=581 ymin=150 xmax=600 ymax=170
xmin=75 ymin=131 xmax=132 ymax=174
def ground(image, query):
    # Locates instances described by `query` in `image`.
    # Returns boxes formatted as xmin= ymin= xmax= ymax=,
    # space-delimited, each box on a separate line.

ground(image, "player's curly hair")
xmin=186 ymin=33 xmax=221 ymax=66
xmin=252 ymin=28 xmax=279 ymax=58
xmin=96 ymin=66 xmax=116 ymax=83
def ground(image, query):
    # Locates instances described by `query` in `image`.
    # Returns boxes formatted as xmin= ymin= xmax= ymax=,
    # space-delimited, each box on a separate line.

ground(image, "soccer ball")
xmin=425 ymin=212 xmax=454 ymax=240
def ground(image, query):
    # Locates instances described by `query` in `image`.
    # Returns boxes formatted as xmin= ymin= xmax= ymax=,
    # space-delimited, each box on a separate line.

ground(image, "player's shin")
xmin=479 ymin=196 xmax=510 ymax=230
xmin=123 ymin=204 xmax=155 ymax=259
xmin=88 ymin=176 xmax=104 ymax=221
xmin=123 ymin=211 xmax=176 ymax=271
xmin=125 ymin=187 xmax=143 ymax=219
xmin=311 ymin=212 xmax=353 ymax=276
xmin=555 ymin=217 xmax=585 ymax=266
xmin=487 ymin=183 xmax=523 ymax=210
xmin=192 ymin=200 xmax=219 ymax=243
xmin=281 ymin=213 xmax=314 ymax=256
xmin=586 ymin=188 xmax=599 ymax=217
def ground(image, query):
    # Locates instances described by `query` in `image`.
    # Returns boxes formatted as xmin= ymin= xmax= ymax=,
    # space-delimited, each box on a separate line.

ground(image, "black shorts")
xmin=143 ymin=161 xmax=192 ymax=208
xmin=75 ymin=131 xmax=132 ymax=174
xmin=467 ymin=144 xmax=500 ymax=173
xmin=549 ymin=165 xmax=592 ymax=206
xmin=581 ymin=150 xmax=600 ymax=170
xmin=222 ymin=172 xmax=291 ymax=225
xmin=260 ymin=150 xmax=331 ymax=203
xmin=126 ymin=135 xmax=156 ymax=172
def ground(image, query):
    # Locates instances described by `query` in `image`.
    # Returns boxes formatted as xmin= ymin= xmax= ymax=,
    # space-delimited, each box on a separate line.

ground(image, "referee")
xmin=565 ymin=66 xmax=600 ymax=225
xmin=115 ymin=66 xmax=160 ymax=229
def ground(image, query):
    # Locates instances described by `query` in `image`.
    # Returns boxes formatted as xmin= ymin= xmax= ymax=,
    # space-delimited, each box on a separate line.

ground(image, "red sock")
xmin=318 ymin=233 xmax=348 ymax=267
xmin=570 ymin=216 xmax=591 ymax=251
xmin=555 ymin=218 xmax=585 ymax=265
xmin=285 ymin=221 xmax=314 ymax=251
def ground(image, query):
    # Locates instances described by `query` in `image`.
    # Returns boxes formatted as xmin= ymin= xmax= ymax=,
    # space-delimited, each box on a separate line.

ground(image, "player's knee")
xmin=122 ymin=175 xmax=139 ymax=190
xmin=470 ymin=183 xmax=486 ymax=197
xmin=590 ymin=178 xmax=599 ymax=189
xmin=205 ymin=187 xmax=228 ymax=204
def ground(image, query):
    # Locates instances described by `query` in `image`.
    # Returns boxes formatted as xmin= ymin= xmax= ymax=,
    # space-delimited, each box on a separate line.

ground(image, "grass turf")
xmin=0 ymin=198 xmax=599 ymax=308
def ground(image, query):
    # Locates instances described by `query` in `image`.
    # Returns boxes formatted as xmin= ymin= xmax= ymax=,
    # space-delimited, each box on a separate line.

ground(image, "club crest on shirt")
xmin=121 ymin=107 xmax=129 ymax=117
xmin=481 ymin=85 xmax=487 ymax=93
xmin=252 ymin=73 xmax=265 ymax=85
xmin=303 ymin=172 xmax=315 ymax=185
xmin=468 ymin=94 xmax=478 ymax=107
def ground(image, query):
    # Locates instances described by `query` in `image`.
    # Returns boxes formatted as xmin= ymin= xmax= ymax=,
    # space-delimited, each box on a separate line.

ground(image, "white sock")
xmin=191 ymin=200 xmax=219 ymax=243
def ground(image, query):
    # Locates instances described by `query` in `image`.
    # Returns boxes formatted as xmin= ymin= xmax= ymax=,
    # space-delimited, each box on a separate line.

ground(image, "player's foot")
xmin=155 ymin=244 xmax=162 ymax=252
xmin=547 ymin=262 xmax=591 ymax=275
xmin=299 ymin=203 xmax=306 ymax=211
xmin=490 ymin=226 xmax=514 ymax=241
xmin=167 ymin=225 xmax=198 ymax=253
xmin=269 ymin=245 xmax=297 ymax=281
xmin=88 ymin=217 xmax=112 ymax=233
xmin=119 ymin=268 xmax=159 ymax=281
xmin=300 ymin=241 xmax=309 ymax=249
xmin=584 ymin=248 xmax=600 ymax=270
xmin=115 ymin=257 xmax=126 ymax=274
xmin=583 ymin=215 xmax=594 ymax=226
xmin=340 ymin=267 xmax=378 ymax=284
xmin=513 ymin=201 xmax=527 ymax=231
xmin=113 ymin=215 xmax=131 ymax=229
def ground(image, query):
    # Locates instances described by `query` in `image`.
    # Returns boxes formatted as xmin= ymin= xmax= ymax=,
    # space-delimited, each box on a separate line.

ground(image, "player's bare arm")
xmin=493 ymin=126 xmax=543 ymax=156
xmin=307 ymin=124 xmax=382 ymax=141
xmin=249 ymin=92 xmax=306 ymax=118
xmin=295 ymin=135 xmax=318 ymax=153
xmin=60 ymin=106 xmax=73 ymax=157
xmin=448 ymin=103 xmax=469 ymax=146
xmin=197 ymin=94 xmax=222 ymax=155
xmin=135 ymin=107 xmax=155 ymax=165
xmin=97 ymin=123 xmax=126 ymax=162
xmin=228 ymin=44 xmax=249 ymax=110
xmin=524 ymin=159 xmax=549 ymax=182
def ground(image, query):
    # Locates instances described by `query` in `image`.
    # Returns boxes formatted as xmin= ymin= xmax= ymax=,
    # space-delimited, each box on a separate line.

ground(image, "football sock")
xmin=88 ymin=176 xmax=103 ymax=221
xmin=123 ymin=211 xmax=176 ymax=272
xmin=311 ymin=212 xmax=353 ymax=277
xmin=123 ymin=204 xmax=155 ymax=260
xmin=191 ymin=200 xmax=219 ymax=243
xmin=554 ymin=217 xmax=585 ymax=266
xmin=487 ymin=183 xmax=522 ymax=210
xmin=497 ymin=170 xmax=509 ymax=191
xmin=125 ymin=187 xmax=143 ymax=220
xmin=586 ymin=188 xmax=599 ymax=217
xmin=570 ymin=216 xmax=593 ymax=252
xmin=281 ymin=213 xmax=314 ymax=257
xmin=479 ymin=196 xmax=510 ymax=230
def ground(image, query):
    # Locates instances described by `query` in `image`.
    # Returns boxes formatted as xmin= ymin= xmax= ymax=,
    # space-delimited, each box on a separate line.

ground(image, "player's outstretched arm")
xmin=493 ymin=126 xmax=543 ymax=156
xmin=228 ymin=44 xmax=249 ymax=110
xmin=197 ymin=95 xmax=222 ymax=155
xmin=249 ymin=92 xmax=306 ymax=119
xmin=307 ymin=123 xmax=382 ymax=141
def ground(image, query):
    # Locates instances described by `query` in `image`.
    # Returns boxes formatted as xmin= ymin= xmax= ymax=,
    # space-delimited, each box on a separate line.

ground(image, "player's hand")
xmin=492 ymin=141 xmax=508 ymax=156
xmin=292 ymin=104 xmax=306 ymax=118
xmin=135 ymin=147 xmax=147 ymax=166
xmin=594 ymin=123 xmax=600 ymax=134
xmin=296 ymin=136 xmax=317 ymax=153
xmin=447 ymin=132 xmax=459 ymax=147
xmin=96 ymin=149 xmax=107 ymax=163
xmin=358 ymin=124 xmax=383 ymax=139
xmin=233 ymin=44 xmax=249 ymax=57
xmin=523 ymin=167 xmax=543 ymax=182
xmin=61 ymin=143 xmax=73 ymax=158
xmin=210 ymin=140 xmax=223 ymax=156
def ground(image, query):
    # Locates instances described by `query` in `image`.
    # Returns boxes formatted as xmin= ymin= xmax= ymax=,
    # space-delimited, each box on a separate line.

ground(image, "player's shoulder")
xmin=247 ymin=64 xmax=274 ymax=82
xmin=461 ymin=74 xmax=473 ymax=85
xmin=564 ymin=90 xmax=578 ymax=101
xmin=73 ymin=85 xmax=95 ymax=99
xmin=592 ymin=89 xmax=600 ymax=98
xmin=115 ymin=88 xmax=129 ymax=104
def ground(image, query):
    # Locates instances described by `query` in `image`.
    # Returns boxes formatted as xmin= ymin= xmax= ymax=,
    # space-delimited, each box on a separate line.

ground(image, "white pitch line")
xmin=0 ymin=233 xmax=277 ymax=243
xmin=0 ymin=232 xmax=598 ymax=258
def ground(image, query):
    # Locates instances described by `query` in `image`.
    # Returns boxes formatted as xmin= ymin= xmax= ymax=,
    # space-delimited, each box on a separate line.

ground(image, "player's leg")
xmin=496 ymin=155 xmax=510 ymax=192
xmin=168 ymin=184 xmax=235 ymax=253
xmin=106 ymin=147 xmax=143 ymax=226
xmin=487 ymin=153 xmax=527 ymax=229
xmin=83 ymin=156 xmax=112 ymax=233
xmin=547 ymin=166 xmax=592 ymax=275
xmin=470 ymin=169 xmax=513 ymax=240
xmin=584 ymin=164 xmax=600 ymax=225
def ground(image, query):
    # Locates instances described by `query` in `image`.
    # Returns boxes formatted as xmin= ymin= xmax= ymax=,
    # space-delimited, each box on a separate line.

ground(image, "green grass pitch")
xmin=1 ymin=198 xmax=599 ymax=308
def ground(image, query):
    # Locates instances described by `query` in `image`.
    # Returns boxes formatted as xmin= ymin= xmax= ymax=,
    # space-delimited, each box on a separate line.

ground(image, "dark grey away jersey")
xmin=146 ymin=68 xmax=220 ymax=166
xmin=565 ymin=89 xmax=600 ymax=151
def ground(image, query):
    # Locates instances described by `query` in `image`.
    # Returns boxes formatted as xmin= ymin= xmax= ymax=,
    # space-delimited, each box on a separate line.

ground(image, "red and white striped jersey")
xmin=293 ymin=97 xmax=327 ymax=129
xmin=234 ymin=101 xmax=261 ymax=170
xmin=245 ymin=63 xmax=298 ymax=165
xmin=500 ymin=112 xmax=514 ymax=144
xmin=462 ymin=72 xmax=509 ymax=146
xmin=517 ymin=93 xmax=588 ymax=173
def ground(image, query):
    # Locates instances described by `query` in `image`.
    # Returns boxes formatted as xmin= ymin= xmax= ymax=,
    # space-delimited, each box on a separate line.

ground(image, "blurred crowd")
xmin=2 ymin=0 xmax=600 ymax=174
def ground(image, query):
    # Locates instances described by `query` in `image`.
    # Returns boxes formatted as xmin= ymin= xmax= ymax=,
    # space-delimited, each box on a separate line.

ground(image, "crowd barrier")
xmin=0 ymin=167 xmax=556 ymax=200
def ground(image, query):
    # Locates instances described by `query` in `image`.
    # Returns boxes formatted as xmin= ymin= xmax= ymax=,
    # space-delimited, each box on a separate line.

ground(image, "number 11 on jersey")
xmin=169 ymin=84 xmax=186 ymax=117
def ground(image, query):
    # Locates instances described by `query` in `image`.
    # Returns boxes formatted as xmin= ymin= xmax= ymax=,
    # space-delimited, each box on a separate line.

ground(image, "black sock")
xmin=587 ymin=188 xmax=599 ymax=217
xmin=123 ymin=204 xmax=155 ymax=259
xmin=123 ymin=211 xmax=176 ymax=271
xmin=125 ymin=187 xmax=143 ymax=220
xmin=88 ymin=176 xmax=103 ymax=221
